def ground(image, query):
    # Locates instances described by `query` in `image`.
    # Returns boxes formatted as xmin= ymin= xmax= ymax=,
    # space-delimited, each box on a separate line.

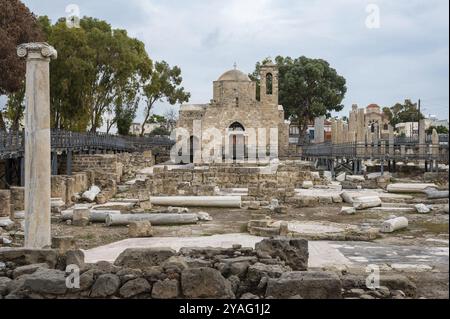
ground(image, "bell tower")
xmin=260 ymin=61 xmax=279 ymax=105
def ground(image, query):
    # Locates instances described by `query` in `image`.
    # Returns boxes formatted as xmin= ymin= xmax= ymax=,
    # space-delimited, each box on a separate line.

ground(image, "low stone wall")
xmin=0 ymin=190 xmax=11 ymax=218
xmin=116 ymin=152 xmax=154 ymax=182
xmin=144 ymin=161 xmax=321 ymax=203
xmin=9 ymin=187 xmax=24 ymax=211
xmin=51 ymin=173 xmax=90 ymax=205
xmin=0 ymin=238 xmax=416 ymax=299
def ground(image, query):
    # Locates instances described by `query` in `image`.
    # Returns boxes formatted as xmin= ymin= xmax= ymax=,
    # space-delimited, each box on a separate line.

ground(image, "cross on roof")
xmin=233 ymin=62 xmax=237 ymax=70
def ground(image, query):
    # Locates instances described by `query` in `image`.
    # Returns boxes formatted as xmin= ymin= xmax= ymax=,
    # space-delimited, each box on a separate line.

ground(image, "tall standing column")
xmin=17 ymin=43 xmax=57 ymax=248
xmin=314 ymin=116 xmax=325 ymax=144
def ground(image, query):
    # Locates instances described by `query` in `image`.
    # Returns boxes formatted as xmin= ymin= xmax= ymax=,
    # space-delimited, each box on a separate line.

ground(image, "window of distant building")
xmin=266 ymin=73 xmax=273 ymax=95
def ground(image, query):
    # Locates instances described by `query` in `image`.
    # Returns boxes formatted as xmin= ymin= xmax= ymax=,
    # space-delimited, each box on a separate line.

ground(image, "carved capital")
xmin=17 ymin=42 xmax=57 ymax=60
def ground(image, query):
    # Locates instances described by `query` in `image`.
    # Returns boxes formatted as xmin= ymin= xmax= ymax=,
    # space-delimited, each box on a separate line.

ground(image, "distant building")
xmin=129 ymin=122 xmax=161 ymax=136
xmin=395 ymin=122 xmax=419 ymax=137
xmin=289 ymin=120 xmax=332 ymax=144
xmin=424 ymin=115 xmax=449 ymax=130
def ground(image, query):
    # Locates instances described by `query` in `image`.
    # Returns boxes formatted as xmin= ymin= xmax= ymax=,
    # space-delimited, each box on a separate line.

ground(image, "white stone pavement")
xmin=83 ymin=234 xmax=352 ymax=268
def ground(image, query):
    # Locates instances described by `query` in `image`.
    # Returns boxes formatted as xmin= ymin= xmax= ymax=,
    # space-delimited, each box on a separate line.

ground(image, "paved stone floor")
xmin=83 ymin=234 xmax=449 ymax=272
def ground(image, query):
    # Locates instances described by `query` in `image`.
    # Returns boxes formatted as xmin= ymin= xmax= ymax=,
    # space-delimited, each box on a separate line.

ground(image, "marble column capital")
xmin=17 ymin=42 xmax=57 ymax=60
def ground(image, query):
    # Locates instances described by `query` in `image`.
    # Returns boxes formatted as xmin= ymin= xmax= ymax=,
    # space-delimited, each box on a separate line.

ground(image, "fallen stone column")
xmin=150 ymin=196 xmax=241 ymax=208
xmin=381 ymin=217 xmax=408 ymax=233
xmin=423 ymin=188 xmax=449 ymax=199
xmin=105 ymin=213 xmax=199 ymax=226
xmin=353 ymin=196 xmax=382 ymax=210
xmin=386 ymin=183 xmax=438 ymax=194
xmin=61 ymin=210 xmax=121 ymax=222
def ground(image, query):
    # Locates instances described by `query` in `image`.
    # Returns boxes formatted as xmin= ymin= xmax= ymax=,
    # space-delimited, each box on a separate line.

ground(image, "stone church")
xmin=177 ymin=61 xmax=290 ymax=162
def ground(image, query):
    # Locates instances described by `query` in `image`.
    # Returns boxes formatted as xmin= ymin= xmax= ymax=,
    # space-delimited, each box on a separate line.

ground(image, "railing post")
xmin=66 ymin=149 xmax=72 ymax=175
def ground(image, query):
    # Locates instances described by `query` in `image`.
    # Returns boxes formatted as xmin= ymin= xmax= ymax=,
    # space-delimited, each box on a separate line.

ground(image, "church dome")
xmin=217 ymin=69 xmax=251 ymax=82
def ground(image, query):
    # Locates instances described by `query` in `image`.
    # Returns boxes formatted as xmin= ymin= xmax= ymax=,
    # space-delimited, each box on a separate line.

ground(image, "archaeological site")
xmin=0 ymin=0 xmax=449 ymax=309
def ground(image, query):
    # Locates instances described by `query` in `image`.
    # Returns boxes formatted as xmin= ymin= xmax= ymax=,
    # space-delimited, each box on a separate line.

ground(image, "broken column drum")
xmin=17 ymin=43 xmax=57 ymax=248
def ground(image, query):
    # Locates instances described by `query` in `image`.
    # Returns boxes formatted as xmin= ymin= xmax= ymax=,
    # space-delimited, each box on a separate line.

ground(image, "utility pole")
xmin=418 ymin=99 xmax=421 ymax=138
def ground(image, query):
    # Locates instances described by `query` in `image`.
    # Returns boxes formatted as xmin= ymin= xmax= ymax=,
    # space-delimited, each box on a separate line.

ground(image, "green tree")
xmin=251 ymin=56 xmax=347 ymax=141
xmin=4 ymin=84 xmax=25 ymax=131
xmin=382 ymin=107 xmax=393 ymax=122
xmin=389 ymin=99 xmax=424 ymax=127
xmin=141 ymin=61 xmax=190 ymax=137
xmin=113 ymin=94 xmax=140 ymax=136
xmin=426 ymin=125 xmax=448 ymax=135
xmin=148 ymin=126 xmax=171 ymax=137
xmin=38 ymin=16 xmax=152 ymax=132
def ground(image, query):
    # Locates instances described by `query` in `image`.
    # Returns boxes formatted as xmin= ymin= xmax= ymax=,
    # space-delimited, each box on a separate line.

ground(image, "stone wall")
xmin=116 ymin=152 xmax=154 ymax=181
xmin=140 ymin=161 xmax=318 ymax=203
xmin=51 ymin=173 xmax=89 ymax=205
xmin=9 ymin=187 xmax=24 ymax=211
xmin=0 ymin=190 xmax=11 ymax=217
xmin=0 ymin=238 xmax=416 ymax=299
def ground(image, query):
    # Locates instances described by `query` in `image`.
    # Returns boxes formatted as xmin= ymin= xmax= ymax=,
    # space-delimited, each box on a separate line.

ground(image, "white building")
xmin=425 ymin=115 xmax=449 ymax=130
xmin=129 ymin=123 xmax=161 ymax=136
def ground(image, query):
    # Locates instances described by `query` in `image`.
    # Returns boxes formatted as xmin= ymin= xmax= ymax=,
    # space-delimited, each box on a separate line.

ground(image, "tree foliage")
xmin=389 ymin=99 xmax=424 ymax=127
xmin=148 ymin=126 xmax=171 ymax=137
xmin=141 ymin=61 xmax=190 ymax=136
xmin=4 ymin=84 xmax=25 ymax=131
xmin=426 ymin=125 xmax=448 ymax=135
xmin=251 ymin=56 xmax=347 ymax=140
xmin=113 ymin=94 xmax=140 ymax=136
xmin=38 ymin=16 xmax=152 ymax=132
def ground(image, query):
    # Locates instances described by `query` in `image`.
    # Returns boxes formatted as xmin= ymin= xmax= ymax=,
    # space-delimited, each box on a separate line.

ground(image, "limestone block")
xmin=0 ymin=190 xmax=11 ymax=217
xmin=341 ymin=207 xmax=356 ymax=215
xmin=82 ymin=185 xmax=101 ymax=202
xmin=128 ymin=221 xmax=153 ymax=238
xmin=323 ymin=171 xmax=333 ymax=182
xmin=266 ymin=271 xmax=342 ymax=299
xmin=353 ymin=196 xmax=382 ymax=210
xmin=346 ymin=175 xmax=365 ymax=182
xmin=386 ymin=183 xmax=438 ymax=194
xmin=302 ymin=181 xmax=314 ymax=189
xmin=381 ymin=217 xmax=408 ymax=233
xmin=336 ymin=173 xmax=346 ymax=182
xmin=415 ymin=204 xmax=431 ymax=214
xmin=72 ymin=208 xmax=90 ymax=226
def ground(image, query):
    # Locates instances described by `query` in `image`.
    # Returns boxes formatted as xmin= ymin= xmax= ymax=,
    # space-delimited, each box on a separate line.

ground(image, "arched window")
xmin=266 ymin=73 xmax=273 ymax=95
xmin=229 ymin=122 xmax=245 ymax=132
xmin=235 ymin=97 xmax=239 ymax=107
xmin=383 ymin=123 xmax=389 ymax=131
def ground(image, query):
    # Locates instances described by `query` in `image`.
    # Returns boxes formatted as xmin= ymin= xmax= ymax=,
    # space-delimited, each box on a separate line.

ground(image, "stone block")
xmin=266 ymin=271 xmax=342 ymax=299
xmin=72 ymin=208 xmax=90 ymax=227
xmin=114 ymin=248 xmax=175 ymax=268
xmin=255 ymin=238 xmax=308 ymax=271
xmin=128 ymin=221 xmax=153 ymax=238
xmin=181 ymin=268 xmax=234 ymax=299
xmin=0 ymin=190 xmax=11 ymax=217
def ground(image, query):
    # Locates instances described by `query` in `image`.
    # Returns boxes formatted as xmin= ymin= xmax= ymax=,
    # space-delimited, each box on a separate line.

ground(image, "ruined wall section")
xmin=141 ymin=162 xmax=318 ymax=203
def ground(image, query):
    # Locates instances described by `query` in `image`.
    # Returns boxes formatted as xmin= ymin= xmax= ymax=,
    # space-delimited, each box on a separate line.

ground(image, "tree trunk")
xmin=0 ymin=111 xmax=7 ymax=131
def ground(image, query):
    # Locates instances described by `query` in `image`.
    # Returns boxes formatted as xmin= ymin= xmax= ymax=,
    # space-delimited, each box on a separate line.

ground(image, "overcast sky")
xmin=21 ymin=0 xmax=449 ymax=124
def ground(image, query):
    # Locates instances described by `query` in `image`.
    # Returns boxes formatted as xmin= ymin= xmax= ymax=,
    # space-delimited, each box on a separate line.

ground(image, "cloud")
xmin=20 ymin=0 xmax=449 ymax=122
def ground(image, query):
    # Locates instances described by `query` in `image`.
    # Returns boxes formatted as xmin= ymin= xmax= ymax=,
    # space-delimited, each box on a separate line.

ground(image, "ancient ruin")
xmin=0 ymin=42 xmax=449 ymax=301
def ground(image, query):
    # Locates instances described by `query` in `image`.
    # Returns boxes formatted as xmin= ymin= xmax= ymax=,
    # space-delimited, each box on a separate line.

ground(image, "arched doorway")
xmin=229 ymin=122 xmax=245 ymax=161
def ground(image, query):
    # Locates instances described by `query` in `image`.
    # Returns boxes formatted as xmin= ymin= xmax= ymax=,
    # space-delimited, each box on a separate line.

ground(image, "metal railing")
xmin=0 ymin=130 xmax=175 ymax=159
xmin=301 ymin=140 xmax=449 ymax=163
